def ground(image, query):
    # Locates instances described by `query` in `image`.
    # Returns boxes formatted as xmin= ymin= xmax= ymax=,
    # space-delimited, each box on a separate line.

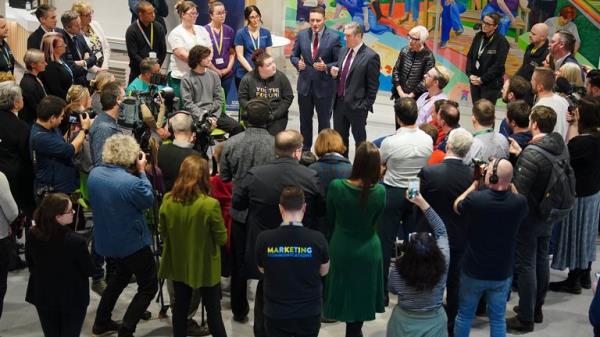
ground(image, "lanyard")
xmin=137 ymin=20 xmax=154 ymax=49
xmin=61 ymin=61 xmax=74 ymax=79
xmin=477 ymin=34 xmax=494 ymax=59
xmin=472 ymin=128 xmax=494 ymax=137
xmin=248 ymin=27 xmax=260 ymax=50
xmin=209 ymin=24 xmax=224 ymax=57
xmin=0 ymin=43 xmax=11 ymax=67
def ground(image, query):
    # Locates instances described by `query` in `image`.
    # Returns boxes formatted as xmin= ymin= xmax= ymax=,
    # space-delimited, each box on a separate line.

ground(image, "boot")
xmin=581 ymin=262 xmax=592 ymax=289
xmin=548 ymin=269 xmax=582 ymax=294
xmin=506 ymin=316 xmax=534 ymax=333
xmin=513 ymin=305 xmax=543 ymax=323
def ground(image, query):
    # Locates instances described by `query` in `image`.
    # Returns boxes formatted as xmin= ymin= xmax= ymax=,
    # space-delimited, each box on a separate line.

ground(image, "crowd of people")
xmin=0 ymin=1 xmax=599 ymax=337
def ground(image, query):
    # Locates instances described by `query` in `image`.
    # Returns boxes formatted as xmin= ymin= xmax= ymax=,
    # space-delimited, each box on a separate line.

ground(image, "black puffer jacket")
xmin=391 ymin=46 xmax=435 ymax=99
xmin=513 ymin=132 xmax=568 ymax=217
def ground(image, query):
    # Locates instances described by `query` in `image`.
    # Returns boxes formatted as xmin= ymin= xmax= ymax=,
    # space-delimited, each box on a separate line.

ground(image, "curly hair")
xmin=101 ymin=134 xmax=140 ymax=167
xmin=395 ymin=232 xmax=446 ymax=291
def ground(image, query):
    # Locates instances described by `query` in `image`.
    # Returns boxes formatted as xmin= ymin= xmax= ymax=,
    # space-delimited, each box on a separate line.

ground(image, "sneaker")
xmin=233 ymin=315 xmax=249 ymax=323
xmin=439 ymin=41 xmax=448 ymax=48
xmin=92 ymin=279 xmax=107 ymax=296
xmin=456 ymin=28 xmax=464 ymax=36
xmin=92 ymin=320 xmax=120 ymax=336
xmin=506 ymin=316 xmax=534 ymax=333
xmin=513 ymin=306 xmax=543 ymax=323
xmin=187 ymin=319 xmax=210 ymax=336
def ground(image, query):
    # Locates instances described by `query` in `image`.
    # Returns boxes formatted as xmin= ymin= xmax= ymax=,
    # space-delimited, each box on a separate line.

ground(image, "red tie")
xmin=337 ymin=49 xmax=354 ymax=97
xmin=312 ymin=32 xmax=319 ymax=60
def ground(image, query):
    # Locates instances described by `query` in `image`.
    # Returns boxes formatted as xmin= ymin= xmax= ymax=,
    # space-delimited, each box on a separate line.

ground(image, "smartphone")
xmin=408 ymin=179 xmax=419 ymax=199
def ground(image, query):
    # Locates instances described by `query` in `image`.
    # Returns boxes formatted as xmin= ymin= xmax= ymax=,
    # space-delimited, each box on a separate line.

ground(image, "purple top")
xmin=204 ymin=23 xmax=235 ymax=70
xmin=490 ymin=0 xmax=519 ymax=12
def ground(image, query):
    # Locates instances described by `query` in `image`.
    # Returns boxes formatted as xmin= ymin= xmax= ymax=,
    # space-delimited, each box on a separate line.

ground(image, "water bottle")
xmin=25 ymin=1 xmax=31 ymax=10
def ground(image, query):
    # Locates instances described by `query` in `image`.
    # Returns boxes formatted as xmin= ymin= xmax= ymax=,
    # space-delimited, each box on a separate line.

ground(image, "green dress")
xmin=324 ymin=179 xmax=386 ymax=322
xmin=158 ymin=193 xmax=227 ymax=288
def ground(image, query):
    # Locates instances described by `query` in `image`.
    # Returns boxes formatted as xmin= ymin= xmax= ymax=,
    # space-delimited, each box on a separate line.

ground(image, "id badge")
xmin=149 ymin=51 xmax=157 ymax=59
xmin=95 ymin=51 xmax=102 ymax=59
xmin=475 ymin=60 xmax=480 ymax=69
xmin=215 ymin=58 xmax=224 ymax=65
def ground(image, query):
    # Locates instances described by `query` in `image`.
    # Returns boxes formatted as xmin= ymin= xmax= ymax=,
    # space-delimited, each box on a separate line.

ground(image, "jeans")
xmin=516 ymin=230 xmax=551 ymax=322
xmin=441 ymin=0 xmax=464 ymax=42
xmin=454 ymin=272 xmax=512 ymax=337
xmin=0 ymin=237 xmax=10 ymax=320
xmin=481 ymin=3 xmax=514 ymax=36
xmin=172 ymin=282 xmax=227 ymax=337
xmin=445 ymin=249 xmax=465 ymax=334
xmin=264 ymin=314 xmax=321 ymax=337
xmin=94 ymin=246 xmax=158 ymax=333
xmin=36 ymin=305 xmax=87 ymax=337
xmin=379 ymin=184 xmax=416 ymax=299
xmin=230 ymin=219 xmax=249 ymax=318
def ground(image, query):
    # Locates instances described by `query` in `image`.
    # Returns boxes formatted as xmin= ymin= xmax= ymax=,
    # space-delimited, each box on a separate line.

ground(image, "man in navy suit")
xmin=61 ymin=10 xmax=98 ymax=86
xmin=291 ymin=6 xmax=341 ymax=151
xmin=27 ymin=5 xmax=60 ymax=50
xmin=331 ymin=22 xmax=380 ymax=156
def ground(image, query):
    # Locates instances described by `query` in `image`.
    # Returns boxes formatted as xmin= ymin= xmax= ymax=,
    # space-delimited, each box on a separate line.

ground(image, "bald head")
xmin=486 ymin=158 xmax=513 ymax=190
xmin=530 ymin=23 xmax=549 ymax=46
xmin=275 ymin=130 xmax=303 ymax=158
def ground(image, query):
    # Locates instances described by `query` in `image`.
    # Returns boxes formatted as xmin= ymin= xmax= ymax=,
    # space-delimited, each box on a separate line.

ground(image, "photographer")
xmin=30 ymin=95 xmax=90 ymax=196
xmin=126 ymin=57 xmax=163 ymax=95
xmin=181 ymin=45 xmax=243 ymax=137
xmin=88 ymin=134 xmax=157 ymax=337
xmin=90 ymin=81 xmax=124 ymax=166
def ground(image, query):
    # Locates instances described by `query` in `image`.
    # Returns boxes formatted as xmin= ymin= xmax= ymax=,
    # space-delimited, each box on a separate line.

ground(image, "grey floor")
xmin=0 ymin=76 xmax=595 ymax=336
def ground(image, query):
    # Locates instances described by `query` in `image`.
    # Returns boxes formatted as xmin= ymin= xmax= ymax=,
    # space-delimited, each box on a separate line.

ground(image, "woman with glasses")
xmin=38 ymin=32 xmax=73 ymax=100
xmin=323 ymin=142 xmax=386 ymax=337
xmin=391 ymin=25 xmax=435 ymax=128
xmin=465 ymin=12 xmax=509 ymax=105
xmin=387 ymin=192 xmax=449 ymax=337
xmin=205 ymin=1 xmax=236 ymax=99
xmin=234 ymin=5 xmax=272 ymax=89
xmin=72 ymin=1 xmax=111 ymax=71
xmin=25 ymin=193 xmax=95 ymax=337
xmin=159 ymin=155 xmax=228 ymax=337
xmin=167 ymin=0 xmax=212 ymax=101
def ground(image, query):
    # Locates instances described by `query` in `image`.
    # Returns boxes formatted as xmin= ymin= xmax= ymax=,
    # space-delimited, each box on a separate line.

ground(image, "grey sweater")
xmin=180 ymin=69 xmax=222 ymax=118
xmin=0 ymin=171 xmax=19 ymax=239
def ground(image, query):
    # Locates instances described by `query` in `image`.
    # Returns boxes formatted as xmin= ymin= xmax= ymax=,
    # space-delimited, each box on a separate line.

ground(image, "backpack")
xmin=528 ymin=144 xmax=576 ymax=223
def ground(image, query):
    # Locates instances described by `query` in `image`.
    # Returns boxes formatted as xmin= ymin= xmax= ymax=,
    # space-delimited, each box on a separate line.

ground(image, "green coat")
xmin=158 ymin=193 xmax=227 ymax=288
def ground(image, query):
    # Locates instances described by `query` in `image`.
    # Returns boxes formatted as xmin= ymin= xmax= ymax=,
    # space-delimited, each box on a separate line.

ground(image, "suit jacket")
xmin=334 ymin=43 xmax=381 ymax=113
xmin=19 ymin=73 xmax=47 ymax=126
xmin=26 ymin=26 xmax=64 ymax=50
xmin=62 ymin=32 xmax=96 ymax=86
xmin=232 ymin=157 xmax=323 ymax=279
xmin=0 ymin=110 xmax=34 ymax=210
xmin=38 ymin=61 xmax=73 ymax=99
xmin=418 ymin=158 xmax=473 ymax=252
xmin=290 ymin=27 xmax=341 ymax=98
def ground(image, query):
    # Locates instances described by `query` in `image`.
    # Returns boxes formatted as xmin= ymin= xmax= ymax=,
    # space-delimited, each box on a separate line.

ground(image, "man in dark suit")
xmin=61 ymin=10 xmax=98 ymax=86
xmin=290 ymin=6 xmax=341 ymax=151
xmin=418 ymin=127 xmax=474 ymax=336
xmin=233 ymin=129 xmax=323 ymax=337
xmin=331 ymin=21 xmax=380 ymax=156
xmin=27 ymin=4 xmax=60 ymax=50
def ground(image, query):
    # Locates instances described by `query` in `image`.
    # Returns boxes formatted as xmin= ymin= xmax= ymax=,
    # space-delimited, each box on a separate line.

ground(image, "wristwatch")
xmin=82 ymin=128 xmax=89 ymax=135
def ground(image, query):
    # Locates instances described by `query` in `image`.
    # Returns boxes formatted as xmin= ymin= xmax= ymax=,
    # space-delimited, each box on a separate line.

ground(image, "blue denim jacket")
xmin=90 ymin=112 xmax=121 ymax=166
xmin=88 ymin=164 xmax=154 ymax=258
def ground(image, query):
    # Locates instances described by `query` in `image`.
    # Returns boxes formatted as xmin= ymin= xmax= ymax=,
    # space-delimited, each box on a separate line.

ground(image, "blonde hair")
xmin=90 ymin=71 xmax=115 ymax=92
xmin=66 ymin=85 xmax=90 ymax=105
xmin=23 ymin=49 xmax=45 ymax=71
xmin=558 ymin=63 xmax=583 ymax=87
xmin=41 ymin=32 xmax=64 ymax=62
xmin=102 ymin=134 xmax=140 ymax=166
xmin=174 ymin=0 xmax=196 ymax=17
xmin=314 ymin=128 xmax=346 ymax=157
xmin=71 ymin=1 xmax=92 ymax=15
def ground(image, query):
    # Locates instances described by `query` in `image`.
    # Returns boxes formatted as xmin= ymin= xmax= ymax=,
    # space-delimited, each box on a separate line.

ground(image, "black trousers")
xmin=346 ymin=321 xmax=364 ymax=337
xmin=172 ymin=281 xmax=227 ymax=337
xmin=298 ymin=93 xmax=333 ymax=150
xmin=333 ymin=97 xmax=367 ymax=157
xmin=217 ymin=114 xmax=244 ymax=137
xmin=264 ymin=314 xmax=321 ymax=337
xmin=470 ymin=84 xmax=501 ymax=106
xmin=254 ymin=279 xmax=266 ymax=337
xmin=0 ymin=237 xmax=10 ymax=320
xmin=36 ymin=305 xmax=87 ymax=337
xmin=94 ymin=246 xmax=158 ymax=333
xmin=445 ymin=249 xmax=465 ymax=335
xmin=230 ymin=219 xmax=249 ymax=318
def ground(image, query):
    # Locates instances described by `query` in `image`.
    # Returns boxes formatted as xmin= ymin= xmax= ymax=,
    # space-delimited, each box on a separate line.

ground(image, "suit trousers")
xmin=298 ymin=93 xmax=333 ymax=150
xmin=470 ymin=84 xmax=500 ymax=106
xmin=446 ymin=249 xmax=465 ymax=335
xmin=172 ymin=282 xmax=226 ymax=337
xmin=516 ymin=231 xmax=550 ymax=323
xmin=230 ymin=219 xmax=249 ymax=318
xmin=94 ymin=246 xmax=158 ymax=333
xmin=35 ymin=305 xmax=87 ymax=337
xmin=333 ymin=97 xmax=367 ymax=157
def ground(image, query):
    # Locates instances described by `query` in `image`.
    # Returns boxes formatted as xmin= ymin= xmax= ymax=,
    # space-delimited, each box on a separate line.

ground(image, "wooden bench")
xmin=426 ymin=1 xmax=529 ymax=42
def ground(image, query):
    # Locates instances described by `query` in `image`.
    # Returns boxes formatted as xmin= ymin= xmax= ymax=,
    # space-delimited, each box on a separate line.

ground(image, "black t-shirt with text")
xmin=256 ymin=224 xmax=329 ymax=320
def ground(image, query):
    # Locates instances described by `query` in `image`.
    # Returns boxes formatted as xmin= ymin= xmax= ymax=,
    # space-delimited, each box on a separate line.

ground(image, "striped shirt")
xmin=388 ymin=207 xmax=450 ymax=312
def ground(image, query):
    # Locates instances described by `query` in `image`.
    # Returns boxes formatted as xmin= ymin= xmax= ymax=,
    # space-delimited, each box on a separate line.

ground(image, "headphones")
xmin=488 ymin=158 xmax=504 ymax=184
xmin=167 ymin=110 xmax=194 ymax=135
xmin=243 ymin=98 xmax=273 ymax=122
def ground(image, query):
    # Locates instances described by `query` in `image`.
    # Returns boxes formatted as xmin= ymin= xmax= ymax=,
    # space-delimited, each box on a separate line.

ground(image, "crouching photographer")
xmin=87 ymin=134 xmax=158 ymax=337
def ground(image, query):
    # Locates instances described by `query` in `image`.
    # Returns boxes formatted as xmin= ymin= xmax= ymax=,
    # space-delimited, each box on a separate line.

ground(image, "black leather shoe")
xmin=92 ymin=320 xmax=120 ymax=336
xmin=233 ymin=315 xmax=249 ymax=323
xmin=548 ymin=279 xmax=582 ymax=294
xmin=506 ymin=316 xmax=534 ymax=333
xmin=513 ymin=306 xmax=543 ymax=323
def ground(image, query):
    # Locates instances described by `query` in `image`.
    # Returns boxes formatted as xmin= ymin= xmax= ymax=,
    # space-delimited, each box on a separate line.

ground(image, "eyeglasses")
xmin=214 ymin=11 xmax=227 ymax=16
xmin=61 ymin=209 xmax=75 ymax=215
xmin=481 ymin=20 xmax=496 ymax=26
xmin=408 ymin=35 xmax=420 ymax=42
xmin=185 ymin=11 xmax=199 ymax=16
xmin=248 ymin=15 xmax=261 ymax=20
